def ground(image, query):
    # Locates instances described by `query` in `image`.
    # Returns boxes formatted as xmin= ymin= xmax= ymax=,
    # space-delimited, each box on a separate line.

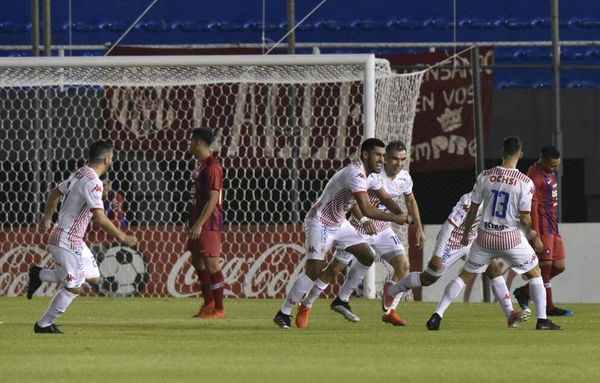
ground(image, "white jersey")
xmin=350 ymin=167 xmax=413 ymax=235
xmin=48 ymin=166 xmax=104 ymax=251
xmin=306 ymin=161 xmax=381 ymax=228
xmin=472 ymin=166 xmax=534 ymax=250
xmin=437 ymin=192 xmax=481 ymax=253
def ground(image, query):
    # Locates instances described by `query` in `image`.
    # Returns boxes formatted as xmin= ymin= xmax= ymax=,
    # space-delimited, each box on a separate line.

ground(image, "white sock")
xmin=388 ymin=272 xmax=421 ymax=296
xmin=529 ymin=276 xmax=547 ymax=320
xmin=37 ymin=288 xmax=77 ymax=327
xmin=390 ymin=292 xmax=405 ymax=310
xmin=337 ymin=261 xmax=371 ymax=302
xmin=281 ymin=273 xmax=314 ymax=315
xmin=40 ymin=269 xmax=59 ymax=283
xmin=435 ymin=276 xmax=465 ymax=317
xmin=302 ymin=278 xmax=328 ymax=308
xmin=490 ymin=276 xmax=513 ymax=320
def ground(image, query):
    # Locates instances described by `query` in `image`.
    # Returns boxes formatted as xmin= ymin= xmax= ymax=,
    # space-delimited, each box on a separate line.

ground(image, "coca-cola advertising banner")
xmin=0 ymin=225 xmax=306 ymax=298
xmin=385 ymin=48 xmax=494 ymax=172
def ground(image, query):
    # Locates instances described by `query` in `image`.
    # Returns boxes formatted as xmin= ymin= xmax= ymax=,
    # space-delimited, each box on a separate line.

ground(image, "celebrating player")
xmin=295 ymin=140 xmax=424 ymax=328
xmin=513 ymin=146 xmax=573 ymax=317
xmin=32 ymin=140 xmax=137 ymax=334
xmin=187 ymin=128 xmax=226 ymax=319
xmin=384 ymin=191 xmax=526 ymax=328
xmin=273 ymin=138 xmax=412 ymax=329
xmin=421 ymin=136 xmax=560 ymax=331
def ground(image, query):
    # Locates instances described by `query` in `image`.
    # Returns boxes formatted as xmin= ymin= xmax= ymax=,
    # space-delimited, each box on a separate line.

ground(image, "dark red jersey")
xmin=527 ymin=161 xmax=558 ymax=235
xmin=189 ymin=155 xmax=223 ymax=231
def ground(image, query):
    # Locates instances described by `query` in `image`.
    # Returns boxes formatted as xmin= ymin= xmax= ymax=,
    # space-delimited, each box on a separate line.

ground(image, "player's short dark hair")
xmin=501 ymin=136 xmax=522 ymax=157
xmin=386 ymin=140 xmax=407 ymax=154
xmin=540 ymin=145 xmax=561 ymax=160
xmin=191 ymin=128 xmax=215 ymax=146
xmin=88 ymin=140 xmax=113 ymax=163
xmin=361 ymin=138 xmax=386 ymax=154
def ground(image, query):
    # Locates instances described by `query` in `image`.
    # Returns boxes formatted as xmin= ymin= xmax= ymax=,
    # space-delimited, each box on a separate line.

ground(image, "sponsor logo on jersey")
xmin=489 ymin=175 xmax=517 ymax=186
xmin=484 ymin=222 xmax=507 ymax=230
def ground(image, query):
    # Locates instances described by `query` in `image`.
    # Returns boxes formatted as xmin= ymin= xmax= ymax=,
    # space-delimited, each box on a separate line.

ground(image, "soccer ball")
xmin=98 ymin=245 xmax=149 ymax=297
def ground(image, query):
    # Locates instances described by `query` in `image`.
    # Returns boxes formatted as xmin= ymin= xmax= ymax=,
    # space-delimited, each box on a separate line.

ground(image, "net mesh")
xmin=0 ymin=57 xmax=423 ymax=298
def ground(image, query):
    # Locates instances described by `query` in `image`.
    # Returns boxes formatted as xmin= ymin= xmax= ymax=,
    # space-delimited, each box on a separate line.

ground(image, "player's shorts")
xmin=81 ymin=244 xmax=100 ymax=280
xmin=538 ymin=233 xmax=565 ymax=262
xmin=334 ymin=227 xmax=406 ymax=266
xmin=304 ymin=218 xmax=365 ymax=261
xmin=48 ymin=244 xmax=85 ymax=289
xmin=188 ymin=230 xmax=222 ymax=257
xmin=464 ymin=235 xmax=538 ymax=275
xmin=425 ymin=245 xmax=471 ymax=277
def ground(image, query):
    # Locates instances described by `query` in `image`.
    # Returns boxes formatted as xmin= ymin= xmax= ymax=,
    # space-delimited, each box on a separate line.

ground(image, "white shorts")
xmin=335 ymin=227 xmax=406 ymax=266
xmin=81 ymin=244 xmax=101 ymax=280
xmin=48 ymin=244 xmax=85 ymax=288
xmin=425 ymin=245 xmax=471 ymax=277
xmin=464 ymin=236 xmax=538 ymax=275
xmin=304 ymin=218 xmax=366 ymax=261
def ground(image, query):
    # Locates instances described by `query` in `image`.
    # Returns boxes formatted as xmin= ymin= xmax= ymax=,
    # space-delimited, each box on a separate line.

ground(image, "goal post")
xmin=0 ymin=54 xmax=423 ymax=299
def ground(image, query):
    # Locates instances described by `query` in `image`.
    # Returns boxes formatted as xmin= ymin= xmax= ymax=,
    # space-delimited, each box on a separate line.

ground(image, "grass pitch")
xmin=1 ymin=297 xmax=598 ymax=383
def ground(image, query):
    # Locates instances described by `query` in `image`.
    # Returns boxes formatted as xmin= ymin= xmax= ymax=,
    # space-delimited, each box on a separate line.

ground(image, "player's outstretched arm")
xmin=461 ymin=203 xmax=480 ymax=246
xmin=354 ymin=192 xmax=411 ymax=225
xmin=39 ymin=187 xmax=62 ymax=232
xmin=92 ymin=209 xmax=137 ymax=247
xmin=405 ymin=193 xmax=426 ymax=249
xmin=520 ymin=211 xmax=543 ymax=253
xmin=371 ymin=188 xmax=403 ymax=215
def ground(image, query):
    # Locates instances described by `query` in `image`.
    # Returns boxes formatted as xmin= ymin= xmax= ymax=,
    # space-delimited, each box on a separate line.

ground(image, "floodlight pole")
xmin=31 ymin=0 xmax=40 ymax=56
xmin=551 ymin=0 xmax=563 ymax=221
xmin=44 ymin=0 xmax=52 ymax=56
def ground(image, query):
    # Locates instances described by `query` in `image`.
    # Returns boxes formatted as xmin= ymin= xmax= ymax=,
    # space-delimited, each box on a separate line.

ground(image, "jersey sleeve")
xmin=519 ymin=179 xmax=535 ymax=212
xmin=471 ymin=172 xmax=485 ymax=205
xmin=366 ymin=173 xmax=383 ymax=191
xmin=345 ymin=164 xmax=368 ymax=194
xmin=84 ymin=179 xmax=105 ymax=211
xmin=205 ymin=163 xmax=223 ymax=191
xmin=447 ymin=193 xmax=470 ymax=227
xmin=57 ymin=179 xmax=70 ymax=194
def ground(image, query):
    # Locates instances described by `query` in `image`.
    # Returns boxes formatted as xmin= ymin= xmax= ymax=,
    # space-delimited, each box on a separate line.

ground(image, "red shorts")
xmin=187 ymin=230 xmax=222 ymax=257
xmin=538 ymin=233 xmax=565 ymax=262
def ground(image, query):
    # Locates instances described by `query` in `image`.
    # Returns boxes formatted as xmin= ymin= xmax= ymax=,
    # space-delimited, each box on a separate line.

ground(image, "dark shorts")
xmin=188 ymin=230 xmax=222 ymax=257
xmin=538 ymin=233 xmax=565 ymax=262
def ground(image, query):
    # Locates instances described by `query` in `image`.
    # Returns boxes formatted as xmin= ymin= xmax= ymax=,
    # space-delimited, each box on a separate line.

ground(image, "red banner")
xmin=384 ymin=48 xmax=494 ymax=172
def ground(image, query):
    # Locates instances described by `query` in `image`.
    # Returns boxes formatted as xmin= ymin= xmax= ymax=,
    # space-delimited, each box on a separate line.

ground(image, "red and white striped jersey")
xmin=306 ymin=161 xmax=381 ymax=228
xmin=444 ymin=192 xmax=481 ymax=251
xmin=350 ymin=167 xmax=413 ymax=235
xmin=472 ymin=166 xmax=534 ymax=250
xmin=48 ymin=166 xmax=104 ymax=251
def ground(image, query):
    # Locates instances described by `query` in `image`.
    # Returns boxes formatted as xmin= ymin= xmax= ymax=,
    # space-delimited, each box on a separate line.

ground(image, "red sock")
xmin=198 ymin=269 xmax=214 ymax=305
xmin=551 ymin=265 xmax=565 ymax=279
xmin=540 ymin=263 xmax=555 ymax=310
xmin=210 ymin=271 xmax=225 ymax=310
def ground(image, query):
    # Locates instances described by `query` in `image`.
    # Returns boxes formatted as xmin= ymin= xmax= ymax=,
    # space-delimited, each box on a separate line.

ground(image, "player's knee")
xmin=66 ymin=286 xmax=81 ymax=295
xmin=86 ymin=277 xmax=102 ymax=286
xmin=421 ymin=273 xmax=438 ymax=286
xmin=484 ymin=262 xmax=502 ymax=278
xmin=525 ymin=266 xmax=542 ymax=279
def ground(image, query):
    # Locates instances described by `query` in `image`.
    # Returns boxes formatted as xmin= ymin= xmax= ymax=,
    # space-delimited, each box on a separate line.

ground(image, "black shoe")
xmin=27 ymin=266 xmax=42 ymax=300
xmin=34 ymin=322 xmax=63 ymax=334
xmin=426 ymin=313 xmax=442 ymax=331
xmin=330 ymin=297 xmax=360 ymax=322
xmin=536 ymin=318 xmax=561 ymax=330
xmin=273 ymin=311 xmax=291 ymax=329
xmin=513 ymin=287 xmax=530 ymax=311
xmin=547 ymin=307 xmax=574 ymax=317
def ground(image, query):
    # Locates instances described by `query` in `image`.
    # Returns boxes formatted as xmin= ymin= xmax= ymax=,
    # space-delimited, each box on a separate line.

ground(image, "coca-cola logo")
xmin=0 ymin=245 xmax=59 ymax=297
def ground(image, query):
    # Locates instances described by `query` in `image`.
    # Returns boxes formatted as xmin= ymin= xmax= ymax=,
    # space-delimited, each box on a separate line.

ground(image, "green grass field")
xmin=1 ymin=297 xmax=599 ymax=383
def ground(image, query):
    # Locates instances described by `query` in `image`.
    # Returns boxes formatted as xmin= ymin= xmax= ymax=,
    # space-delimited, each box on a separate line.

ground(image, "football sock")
xmin=210 ymin=271 xmax=225 ymax=310
xmin=540 ymin=263 xmax=555 ymax=310
xmin=337 ymin=261 xmax=371 ymax=302
xmin=529 ymin=276 xmax=547 ymax=319
xmin=39 ymin=269 xmax=59 ymax=283
xmin=389 ymin=271 xmax=421 ymax=296
xmin=281 ymin=273 xmax=313 ymax=315
xmin=197 ymin=269 xmax=214 ymax=305
xmin=435 ymin=276 xmax=465 ymax=317
xmin=37 ymin=288 xmax=77 ymax=327
xmin=303 ymin=278 xmax=328 ymax=308
xmin=490 ymin=276 xmax=513 ymax=319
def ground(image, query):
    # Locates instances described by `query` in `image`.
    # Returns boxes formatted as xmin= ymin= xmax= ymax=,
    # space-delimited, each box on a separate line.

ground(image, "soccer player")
xmin=420 ymin=136 xmax=561 ymax=331
xmin=295 ymin=140 xmax=425 ymax=327
xmin=32 ymin=140 xmax=137 ymax=334
xmin=384 ymin=191 xmax=526 ymax=328
xmin=273 ymin=138 xmax=412 ymax=329
xmin=188 ymin=128 xmax=226 ymax=319
xmin=513 ymin=146 xmax=573 ymax=317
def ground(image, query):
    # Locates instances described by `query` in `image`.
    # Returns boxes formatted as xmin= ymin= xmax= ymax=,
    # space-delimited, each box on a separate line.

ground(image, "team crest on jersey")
xmin=307 ymin=246 xmax=317 ymax=255
xmin=65 ymin=274 xmax=75 ymax=282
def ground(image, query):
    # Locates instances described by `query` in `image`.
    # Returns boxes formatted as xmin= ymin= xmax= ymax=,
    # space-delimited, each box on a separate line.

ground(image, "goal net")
xmin=0 ymin=54 xmax=423 ymax=298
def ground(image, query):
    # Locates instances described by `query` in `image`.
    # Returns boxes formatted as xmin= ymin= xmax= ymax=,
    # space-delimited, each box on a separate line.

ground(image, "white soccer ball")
xmin=98 ymin=246 xmax=148 ymax=297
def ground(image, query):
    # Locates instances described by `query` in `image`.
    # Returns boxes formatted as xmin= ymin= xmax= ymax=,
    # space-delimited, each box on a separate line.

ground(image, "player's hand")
xmin=362 ymin=220 xmax=377 ymax=235
xmin=415 ymin=228 xmax=426 ymax=249
xmin=120 ymin=235 xmax=138 ymax=247
xmin=531 ymin=236 xmax=544 ymax=254
xmin=188 ymin=223 xmax=203 ymax=240
xmin=394 ymin=214 xmax=412 ymax=225
xmin=39 ymin=215 xmax=53 ymax=232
